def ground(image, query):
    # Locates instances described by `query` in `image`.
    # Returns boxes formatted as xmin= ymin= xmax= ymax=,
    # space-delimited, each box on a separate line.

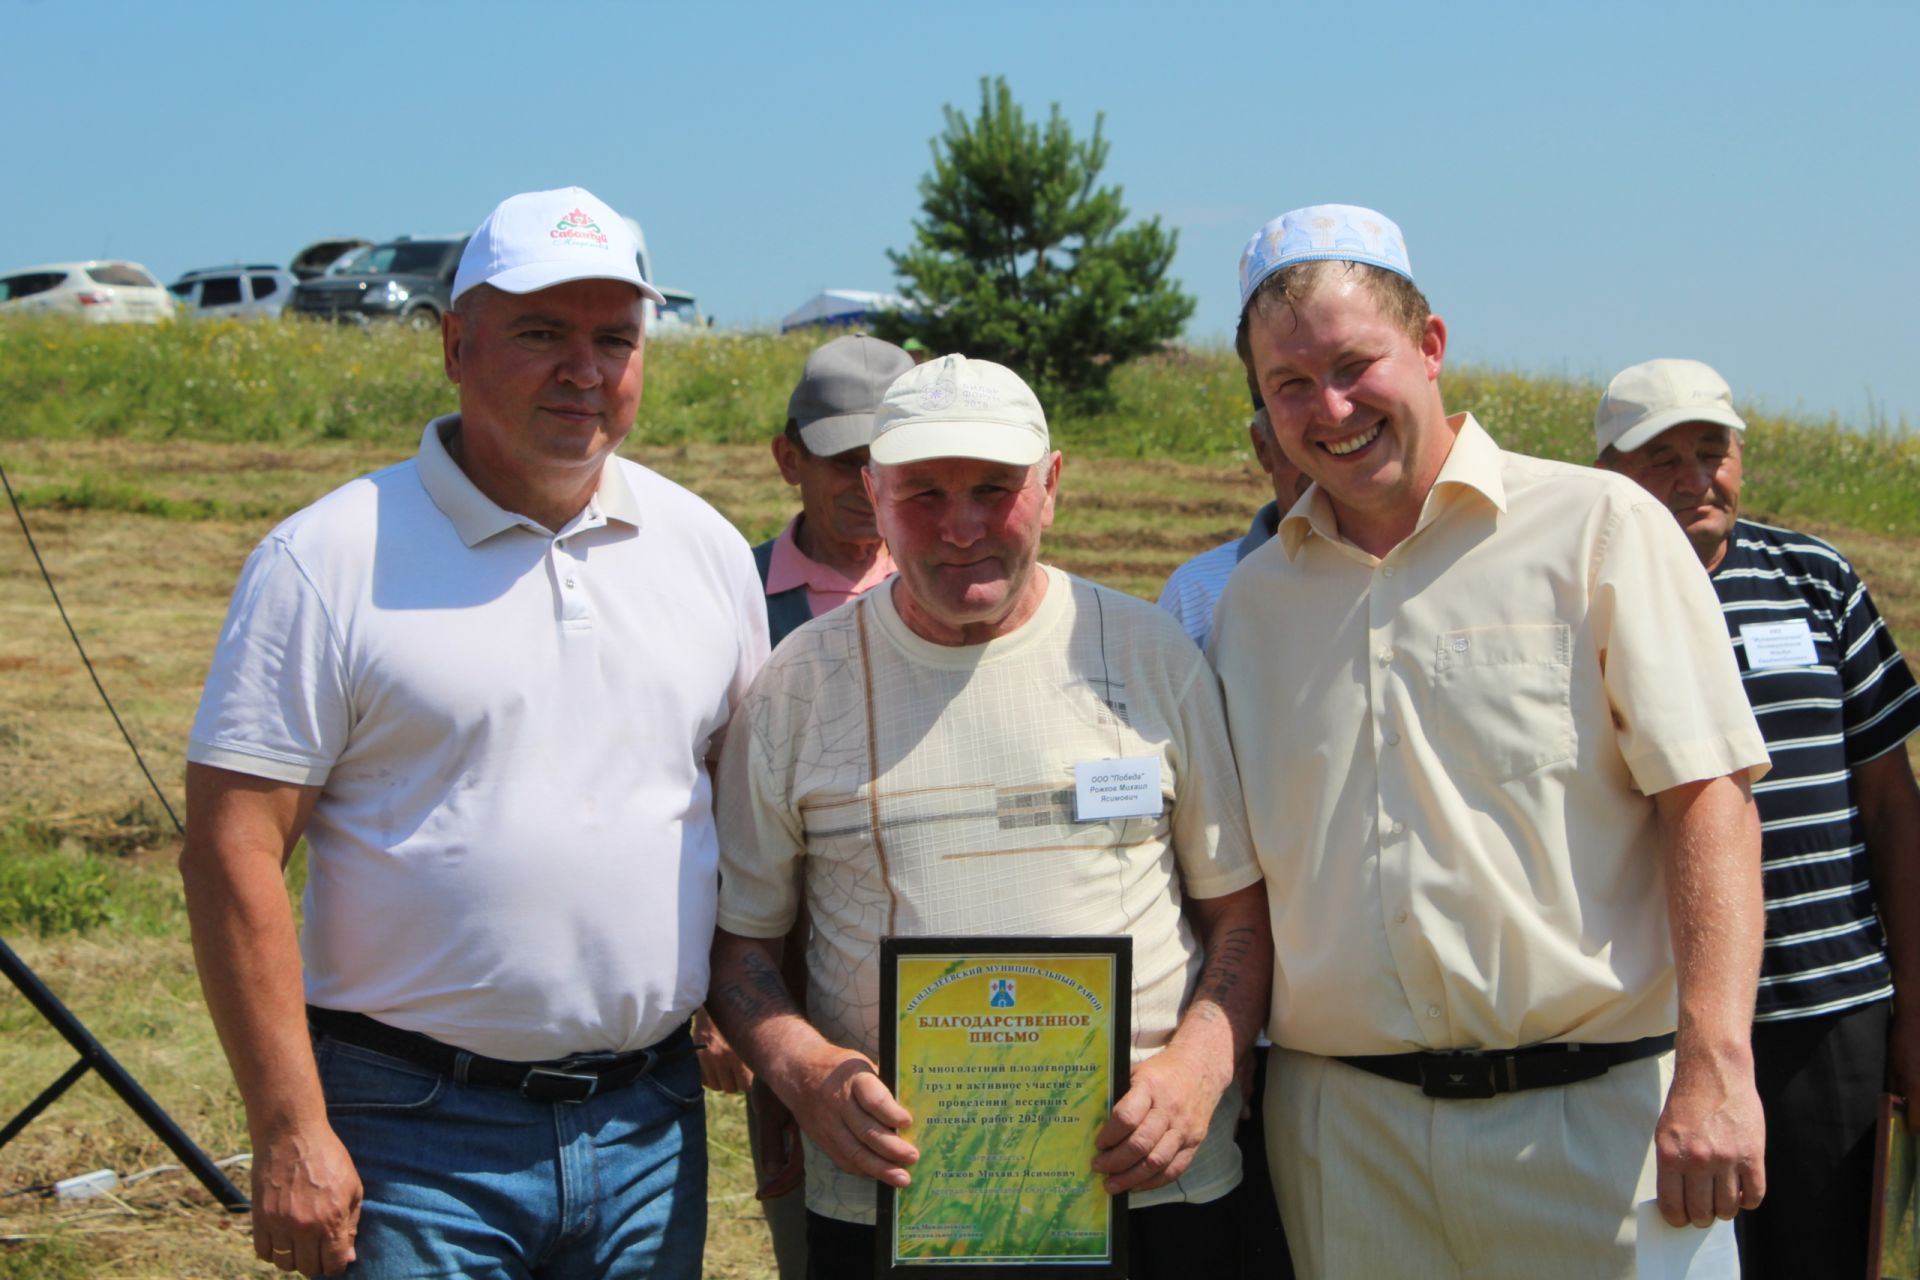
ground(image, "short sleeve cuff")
xmin=187 ymin=741 xmax=333 ymax=786
xmin=714 ymin=905 xmax=799 ymax=940
xmin=1180 ymin=864 xmax=1264 ymax=903
xmin=1623 ymin=732 xmax=1771 ymax=797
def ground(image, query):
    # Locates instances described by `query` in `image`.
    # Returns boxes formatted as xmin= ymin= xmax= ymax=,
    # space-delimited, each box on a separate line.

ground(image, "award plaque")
xmin=876 ymin=936 xmax=1132 ymax=1277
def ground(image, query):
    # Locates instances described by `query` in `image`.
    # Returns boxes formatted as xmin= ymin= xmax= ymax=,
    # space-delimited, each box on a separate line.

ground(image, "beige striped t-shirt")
xmin=716 ymin=565 xmax=1262 ymax=1223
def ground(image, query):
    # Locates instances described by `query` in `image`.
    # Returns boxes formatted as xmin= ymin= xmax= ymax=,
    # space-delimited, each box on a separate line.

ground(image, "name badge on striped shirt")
xmin=1740 ymin=619 xmax=1819 ymax=669
xmin=1074 ymin=756 xmax=1163 ymax=821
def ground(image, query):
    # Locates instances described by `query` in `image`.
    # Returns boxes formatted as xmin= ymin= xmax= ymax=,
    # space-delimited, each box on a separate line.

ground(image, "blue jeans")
xmin=314 ymin=1029 xmax=706 ymax=1279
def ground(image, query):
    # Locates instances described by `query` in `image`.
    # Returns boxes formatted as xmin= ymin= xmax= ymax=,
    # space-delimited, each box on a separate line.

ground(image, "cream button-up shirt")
xmin=1211 ymin=414 xmax=1768 ymax=1057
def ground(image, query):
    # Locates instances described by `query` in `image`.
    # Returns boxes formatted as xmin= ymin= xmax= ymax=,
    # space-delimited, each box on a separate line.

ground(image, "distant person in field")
xmin=753 ymin=333 xmax=914 ymax=649
xmin=1211 ymin=203 xmax=1772 ymax=1278
xmin=706 ymin=354 xmax=1270 ymax=1280
xmin=697 ymin=331 xmax=914 ymax=1280
xmin=180 ymin=186 xmax=767 ymax=1279
xmin=1157 ymin=383 xmax=1312 ymax=649
xmin=1595 ymin=357 xmax=1920 ymax=1280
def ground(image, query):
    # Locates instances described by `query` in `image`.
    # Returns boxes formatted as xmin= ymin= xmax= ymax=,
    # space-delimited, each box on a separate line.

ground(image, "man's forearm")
xmin=179 ymin=767 xmax=328 ymax=1139
xmin=709 ymin=928 xmax=843 ymax=1099
xmin=1168 ymin=883 xmax=1273 ymax=1080
xmin=1858 ymin=747 xmax=1920 ymax=1004
xmin=1657 ymin=774 xmax=1763 ymax=1067
xmin=182 ymin=842 xmax=328 ymax=1136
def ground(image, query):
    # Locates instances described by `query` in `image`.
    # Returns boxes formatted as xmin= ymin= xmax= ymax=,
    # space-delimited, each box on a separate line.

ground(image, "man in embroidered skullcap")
xmin=1210 ymin=204 xmax=1771 ymax=1278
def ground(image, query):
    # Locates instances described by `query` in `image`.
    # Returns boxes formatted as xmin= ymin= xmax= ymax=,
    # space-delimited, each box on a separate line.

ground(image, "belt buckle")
xmin=1416 ymin=1052 xmax=1498 ymax=1099
xmin=521 ymin=1067 xmax=599 ymax=1103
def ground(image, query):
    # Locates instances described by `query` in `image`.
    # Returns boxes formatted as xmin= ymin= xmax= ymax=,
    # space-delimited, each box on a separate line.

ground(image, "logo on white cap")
xmin=452 ymin=186 xmax=663 ymax=304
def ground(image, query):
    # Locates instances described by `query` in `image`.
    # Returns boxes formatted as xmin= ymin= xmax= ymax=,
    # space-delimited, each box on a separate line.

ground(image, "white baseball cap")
xmin=870 ymin=355 xmax=1050 ymax=467
xmin=452 ymin=186 xmax=663 ymax=304
xmin=1593 ymin=358 xmax=1748 ymax=458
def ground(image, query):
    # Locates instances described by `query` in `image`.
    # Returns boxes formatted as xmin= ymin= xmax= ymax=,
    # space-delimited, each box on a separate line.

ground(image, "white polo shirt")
xmin=189 ymin=416 xmax=769 ymax=1060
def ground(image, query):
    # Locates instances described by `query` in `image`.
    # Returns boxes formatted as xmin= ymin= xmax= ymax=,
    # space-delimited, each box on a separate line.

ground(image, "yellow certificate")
xmin=877 ymin=936 xmax=1130 ymax=1276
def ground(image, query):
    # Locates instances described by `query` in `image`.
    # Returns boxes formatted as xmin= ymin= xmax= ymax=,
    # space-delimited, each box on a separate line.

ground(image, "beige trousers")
xmin=1264 ymin=1046 xmax=1673 ymax=1280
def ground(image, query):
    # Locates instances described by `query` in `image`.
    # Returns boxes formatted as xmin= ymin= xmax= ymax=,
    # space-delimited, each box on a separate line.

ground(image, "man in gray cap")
xmin=1596 ymin=357 xmax=1920 ymax=1280
xmin=1212 ymin=204 xmax=1771 ymax=1277
xmin=706 ymin=354 xmax=1269 ymax=1280
xmin=181 ymin=186 xmax=767 ymax=1278
xmin=754 ymin=334 xmax=915 ymax=648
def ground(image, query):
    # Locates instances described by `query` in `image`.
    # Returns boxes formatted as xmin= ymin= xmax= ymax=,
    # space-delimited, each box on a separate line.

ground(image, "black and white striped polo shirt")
xmin=1712 ymin=519 xmax=1920 ymax=1022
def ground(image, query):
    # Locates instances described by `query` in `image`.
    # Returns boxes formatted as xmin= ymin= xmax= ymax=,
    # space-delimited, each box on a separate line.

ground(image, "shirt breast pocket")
xmin=1430 ymin=623 xmax=1574 ymax=782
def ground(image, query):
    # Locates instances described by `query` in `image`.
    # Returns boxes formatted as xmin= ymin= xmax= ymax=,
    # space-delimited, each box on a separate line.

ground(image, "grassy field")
xmin=0 ymin=317 xmax=1916 ymax=1276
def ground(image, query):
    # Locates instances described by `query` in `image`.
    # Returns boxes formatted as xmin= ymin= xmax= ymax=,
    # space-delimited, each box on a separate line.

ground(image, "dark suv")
xmin=289 ymin=236 xmax=467 ymax=328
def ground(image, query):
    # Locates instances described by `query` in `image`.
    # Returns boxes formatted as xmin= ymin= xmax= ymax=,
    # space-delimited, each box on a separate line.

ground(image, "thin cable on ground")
xmin=0 ymin=458 xmax=185 ymax=837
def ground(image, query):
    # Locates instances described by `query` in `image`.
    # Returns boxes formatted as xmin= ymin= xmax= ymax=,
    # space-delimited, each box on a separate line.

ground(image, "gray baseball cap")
xmin=787 ymin=335 xmax=914 ymax=456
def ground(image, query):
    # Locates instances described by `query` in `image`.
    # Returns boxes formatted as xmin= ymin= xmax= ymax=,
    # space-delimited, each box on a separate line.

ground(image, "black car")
xmin=289 ymin=236 xmax=466 ymax=328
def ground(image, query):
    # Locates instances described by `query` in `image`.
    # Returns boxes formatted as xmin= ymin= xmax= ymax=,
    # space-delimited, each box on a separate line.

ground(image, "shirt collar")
xmin=1276 ymin=412 xmax=1504 ymax=559
xmin=415 ymin=414 xmax=645 ymax=547
xmin=766 ymin=515 xmax=895 ymax=594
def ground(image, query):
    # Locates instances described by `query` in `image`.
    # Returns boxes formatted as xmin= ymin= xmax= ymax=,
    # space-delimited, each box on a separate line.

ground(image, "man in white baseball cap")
xmin=705 ymin=355 xmax=1271 ymax=1279
xmin=1597 ymin=357 xmax=1920 ymax=1280
xmin=183 ymin=186 xmax=766 ymax=1278
xmin=1211 ymin=205 xmax=1772 ymax=1278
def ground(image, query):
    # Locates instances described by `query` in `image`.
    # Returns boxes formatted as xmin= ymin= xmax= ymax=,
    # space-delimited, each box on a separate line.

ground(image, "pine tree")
xmin=874 ymin=77 xmax=1195 ymax=414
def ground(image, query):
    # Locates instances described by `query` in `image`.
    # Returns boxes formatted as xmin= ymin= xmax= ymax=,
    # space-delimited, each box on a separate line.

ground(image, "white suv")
xmin=169 ymin=265 xmax=299 ymax=320
xmin=0 ymin=261 xmax=172 ymax=323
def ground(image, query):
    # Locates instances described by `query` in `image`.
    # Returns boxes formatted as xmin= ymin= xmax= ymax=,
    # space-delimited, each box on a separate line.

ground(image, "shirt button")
xmin=1390 ymin=821 xmax=1406 ymax=837
xmin=1385 ymin=731 xmax=1401 ymax=746
xmin=564 ymin=577 xmax=577 ymax=589
xmin=1382 ymin=567 xmax=1395 ymax=578
xmin=1376 ymin=648 xmax=1392 ymax=668
xmin=1427 ymin=1005 xmax=1442 ymax=1019
xmin=1394 ymin=909 xmax=1408 ymax=925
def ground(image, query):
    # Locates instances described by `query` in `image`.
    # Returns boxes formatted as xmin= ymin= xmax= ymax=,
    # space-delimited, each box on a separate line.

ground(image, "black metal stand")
xmin=0 ymin=933 xmax=249 ymax=1210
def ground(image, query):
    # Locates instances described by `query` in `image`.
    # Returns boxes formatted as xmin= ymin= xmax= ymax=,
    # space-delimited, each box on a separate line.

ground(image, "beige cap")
xmin=1594 ymin=358 xmax=1747 ymax=458
xmin=870 ymin=355 xmax=1050 ymax=467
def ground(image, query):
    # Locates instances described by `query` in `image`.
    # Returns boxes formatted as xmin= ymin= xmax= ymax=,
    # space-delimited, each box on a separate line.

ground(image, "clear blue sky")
xmin=6 ymin=0 xmax=1916 ymax=429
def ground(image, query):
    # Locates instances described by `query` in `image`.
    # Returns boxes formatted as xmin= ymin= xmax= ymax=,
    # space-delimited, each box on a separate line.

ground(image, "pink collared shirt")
xmin=766 ymin=516 xmax=895 ymax=617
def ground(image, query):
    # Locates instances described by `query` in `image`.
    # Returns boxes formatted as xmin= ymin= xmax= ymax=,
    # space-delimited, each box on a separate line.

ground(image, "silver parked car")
xmin=0 ymin=260 xmax=173 ymax=323
xmin=168 ymin=265 xmax=299 ymax=320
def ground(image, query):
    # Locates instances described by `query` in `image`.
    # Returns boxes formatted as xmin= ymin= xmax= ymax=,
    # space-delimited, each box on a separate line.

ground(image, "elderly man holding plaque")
xmin=707 ymin=353 xmax=1270 ymax=1279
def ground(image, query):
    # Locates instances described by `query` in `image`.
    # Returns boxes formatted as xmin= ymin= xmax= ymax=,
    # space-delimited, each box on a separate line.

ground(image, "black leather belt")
xmin=307 ymin=1005 xmax=691 ymax=1104
xmin=1338 ymin=1033 xmax=1674 ymax=1099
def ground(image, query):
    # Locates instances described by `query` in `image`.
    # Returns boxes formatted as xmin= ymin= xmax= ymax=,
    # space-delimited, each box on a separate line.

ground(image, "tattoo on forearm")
xmin=1195 ymin=926 xmax=1257 ymax=1007
xmin=716 ymin=948 xmax=802 ymax=1026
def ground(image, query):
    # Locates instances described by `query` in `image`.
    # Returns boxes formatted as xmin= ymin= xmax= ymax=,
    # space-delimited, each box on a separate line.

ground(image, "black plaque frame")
xmin=876 ymin=935 xmax=1132 ymax=1278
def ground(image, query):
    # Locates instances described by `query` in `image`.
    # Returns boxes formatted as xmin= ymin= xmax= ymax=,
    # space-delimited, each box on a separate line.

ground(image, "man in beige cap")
xmin=1597 ymin=357 xmax=1920 ymax=1280
xmin=181 ymin=186 xmax=767 ymax=1278
xmin=705 ymin=355 xmax=1270 ymax=1279
xmin=694 ymin=333 xmax=917 ymax=1280
xmin=1212 ymin=205 xmax=1772 ymax=1278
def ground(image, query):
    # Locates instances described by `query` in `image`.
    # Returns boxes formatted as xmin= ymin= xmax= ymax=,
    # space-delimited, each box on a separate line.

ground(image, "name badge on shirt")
xmin=1074 ymin=756 xmax=1163 ymax=822
xmin=1740 ymin=619 xmax=1819 ymax=670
